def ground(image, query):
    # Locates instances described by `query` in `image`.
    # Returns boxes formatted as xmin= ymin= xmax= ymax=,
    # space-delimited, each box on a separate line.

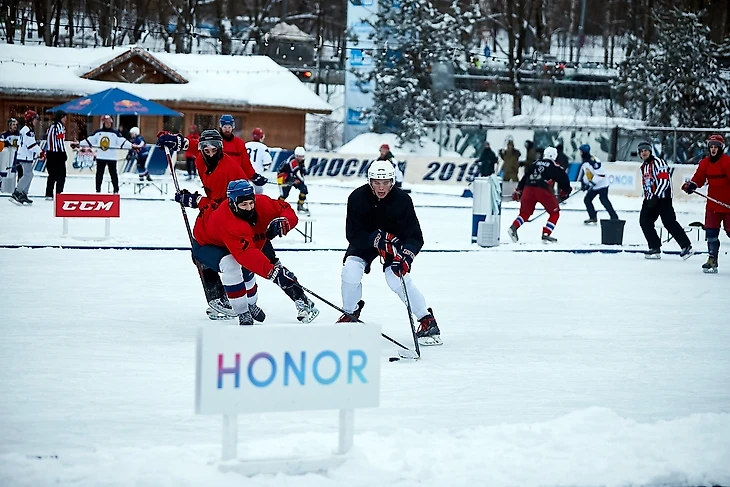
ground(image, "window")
xmin=193 ymin=114 xmax=216 ymax=133
xmin=163 ymin=115 xmax=182 ymax=133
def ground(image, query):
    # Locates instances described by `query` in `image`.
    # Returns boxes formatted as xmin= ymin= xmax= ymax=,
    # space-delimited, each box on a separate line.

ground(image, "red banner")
xmin=54 ymin=194 xmax=121 ymax=218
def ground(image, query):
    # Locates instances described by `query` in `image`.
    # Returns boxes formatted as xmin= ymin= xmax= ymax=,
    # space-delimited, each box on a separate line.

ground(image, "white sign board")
xmin=196 ymin=324 xmax=381 ymax=415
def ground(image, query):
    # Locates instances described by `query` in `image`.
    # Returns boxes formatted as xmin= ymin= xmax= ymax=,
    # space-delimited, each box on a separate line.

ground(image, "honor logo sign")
xmin=54 ymin=194 xmax=121 ymax=218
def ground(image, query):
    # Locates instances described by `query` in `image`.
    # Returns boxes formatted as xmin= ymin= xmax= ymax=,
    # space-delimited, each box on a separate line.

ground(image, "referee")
xmin=45 ymin=111 xmax=68 ymax=199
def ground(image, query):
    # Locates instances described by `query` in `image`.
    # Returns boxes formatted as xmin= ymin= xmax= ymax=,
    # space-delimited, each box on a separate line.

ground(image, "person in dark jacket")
xmin=478 ymin=141 xmax=498 ymax=177
xmin=337 ymin=160 xmax=441 ymax=346
xmin=555 ymin=144 xmax=570 ymax=171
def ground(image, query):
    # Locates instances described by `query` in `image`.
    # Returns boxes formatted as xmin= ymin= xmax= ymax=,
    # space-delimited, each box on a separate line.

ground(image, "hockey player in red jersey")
xmin=508 ymin=146 xmax=572 ymax=243
xmin=194 ymin=179 xmax=319 ymax=324
xmin=219 ymin=114 xmax=268 ymax=188
xmin=682 ymin=134 xmax=730 ymax=273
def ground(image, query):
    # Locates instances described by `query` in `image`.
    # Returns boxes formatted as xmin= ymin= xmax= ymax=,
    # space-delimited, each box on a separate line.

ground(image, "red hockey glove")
xmin=681 ymin=181 xmax=697 ymax=194
xmin=559 ymin=188 xmax=571 ymax=202
xmin=512 ymin=189 xmax=522 ymax=202
xmin=39 ymin=150 xmax=46 ymax=160
xmin=390 ymin=246 xmax=415 ymax=277
xmin=370 ymin=230 xmax=402 ymax=257
xmin=266 ymin=217 xmax=291 ymax=240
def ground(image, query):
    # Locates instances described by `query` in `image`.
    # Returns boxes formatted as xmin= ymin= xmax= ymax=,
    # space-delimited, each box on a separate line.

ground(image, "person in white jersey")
xmin=245 ymin=127 xmax=273 ymax=194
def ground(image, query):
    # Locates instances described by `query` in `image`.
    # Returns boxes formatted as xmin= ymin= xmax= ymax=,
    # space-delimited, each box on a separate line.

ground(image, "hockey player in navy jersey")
xmin=508 ymin=146 xmax=572 ymax=243
xmin=277 ymin=146 xmax=310 ymax=215
xmin=578 ymin=144 xmax=618 ymax=224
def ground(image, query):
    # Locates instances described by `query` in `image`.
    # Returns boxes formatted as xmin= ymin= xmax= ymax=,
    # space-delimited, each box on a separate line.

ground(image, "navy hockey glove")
xmin=266 ymin=217 xmax=291 ymax=240
xmin=512 ymin=189 xmax=522 ymax=202
xmin=681 ymin=180 xmax=697 ymax=194
xmin=370 ymin=230 xmax=401 ymax=257
xmin=156 ymin=133 xmax=189 ymax=152
xmin=581 ymin=181 xmax=594 ymax=191
xmin=251 ymin=173 xmax=268 ymax=186
xmin=390 ymin=246 xmax=416 ymax=277
xmin=174 ymin=189 xmax=199 ymax=208
xmin=268 ymin=263 xmax=298 ymax=290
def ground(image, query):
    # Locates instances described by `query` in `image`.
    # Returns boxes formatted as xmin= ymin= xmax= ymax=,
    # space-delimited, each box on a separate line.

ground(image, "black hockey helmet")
xmin=198 ymin=129 xmax=224 ymax=169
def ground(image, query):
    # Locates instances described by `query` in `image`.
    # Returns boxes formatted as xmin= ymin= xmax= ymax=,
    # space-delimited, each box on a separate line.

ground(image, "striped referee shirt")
xmin=46 ymin=121 xmax=66 ymax=152
xmin=640 ymin=155 xmax=672 ymax=200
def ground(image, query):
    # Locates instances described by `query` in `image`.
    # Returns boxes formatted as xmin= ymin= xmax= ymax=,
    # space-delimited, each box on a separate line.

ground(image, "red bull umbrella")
xmin=48 ymin=87 xmax=182 ymax=116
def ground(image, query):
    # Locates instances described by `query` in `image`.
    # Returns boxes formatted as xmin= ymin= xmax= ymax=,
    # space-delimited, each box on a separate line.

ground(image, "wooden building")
xmin=0 ymin=44 xmax=333 ymax=150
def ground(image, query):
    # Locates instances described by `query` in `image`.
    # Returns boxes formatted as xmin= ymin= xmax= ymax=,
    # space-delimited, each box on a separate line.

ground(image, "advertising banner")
xmin=344 ymin=0 xmax=378 ymax=143
xmin=54 ymin=193 xmax=121 ymax=218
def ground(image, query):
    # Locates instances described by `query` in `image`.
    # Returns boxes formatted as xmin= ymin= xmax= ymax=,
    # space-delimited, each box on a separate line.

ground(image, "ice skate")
xmin=416 ymin=308 xmax=442 ymax=346
xmin=702 ymin=255 xmax=718 ymax=274
xmin=295 ymin=296 xmax=319 ymax=323
xmin=206 ymin=307 xmax=235 ymax=320
xmin=644 ymin=248 xmax=661 ymax=259
xmin=19 ymin=192 xmax=32 ymax=205
xmin=541 ymin=233 xmax=557 ymax=243
xmin=297 ymin=203 xmax=311 ymax=216
xmin=208 ymin=297 xmax=237 ymax=317
xmin=145 ymin=173 xmax=153 ymax=182
xmin=679 ymin=245 xmax=693 ymax=260
xmin=584 ymin=217 xmax=598 ymax=225
xmin=249 ymin=303 xmax=266 ymax=323
xmin=336 ymin=300 xmax=365 ymax=323
xmin=238 ymin=310 xmax=254 ymax=326
xmin=9 ymin=190 xmax=23 ymax=205
xmin=507 ymin=224 xmax=519 ymax=243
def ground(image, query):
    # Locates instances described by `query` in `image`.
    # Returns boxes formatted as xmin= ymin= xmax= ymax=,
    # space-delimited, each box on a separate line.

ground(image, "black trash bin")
xmin=600 ymin=219 xmax=625 ymax=245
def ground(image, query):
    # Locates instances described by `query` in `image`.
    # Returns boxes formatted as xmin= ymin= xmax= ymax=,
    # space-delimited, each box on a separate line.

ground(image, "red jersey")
xmin=185 ymin=133 xmax=199 ymax=159
xmin=194 ymin=195 xmax=298 ymax=278
xmin=192 ymin=154 xmax=247 ymax=237
xmin=222 ymin=135 xmax=255 ymax=179
xmin=691 ymin=153 xmax=730 ymax=213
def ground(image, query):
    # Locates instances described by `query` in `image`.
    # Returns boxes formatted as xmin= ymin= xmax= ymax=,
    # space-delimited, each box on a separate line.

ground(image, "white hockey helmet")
xmin=368 ymin=160 xmax=396 ymax=181
xmin=543 ymin=146 xmax=558 ymax=161
xmin=294 ymin=146 xmax=306 ymax=157
xmin=129 ymin=126 xmax=140 ymax=136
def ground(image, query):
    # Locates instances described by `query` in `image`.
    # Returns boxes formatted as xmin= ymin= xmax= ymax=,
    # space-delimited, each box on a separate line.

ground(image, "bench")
xmin=659 ymin=222 xmax=704 ymax=243
xmin=294 ymin=217 xmax=315 ymax=243
xmin=111 ymin=175 xmax=170 ymax=195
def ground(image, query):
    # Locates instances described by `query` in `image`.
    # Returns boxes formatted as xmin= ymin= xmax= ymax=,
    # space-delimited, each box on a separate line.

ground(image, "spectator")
xmin=185 ymin=124 xmax=199 ymax=180
xmin=12 ymin=110 xmax=44 ymax=205
xmin=521 ymin=140 xmax=537 ymax=169
xmin=128 ymin=127 xmax=151 ymax=181
xmin=477 ymin=141 xmax=498 ymax=177
xmin=44 ymin=111 xmax=68 ymax=199
xmin=376 ymin=143 xmax=405 ymax=189
xmin=499 ymin=139 xmax=521 ymax=182
xmin=555 ymin=144 xmax=570 ymax=171
xmin=1 ymin=118 xmax=20 ymax=188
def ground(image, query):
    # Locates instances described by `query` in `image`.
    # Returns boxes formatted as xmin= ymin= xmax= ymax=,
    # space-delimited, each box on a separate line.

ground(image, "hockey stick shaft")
xmin=692 ymin=191 xmax=730 ymax=210
xmin=527 ymin=187 xmax=583 ymax=222
xmin=297 ymin=283 xmax=415 ymax=352
xmin=399 ymin=275 xmax=421 ymax=358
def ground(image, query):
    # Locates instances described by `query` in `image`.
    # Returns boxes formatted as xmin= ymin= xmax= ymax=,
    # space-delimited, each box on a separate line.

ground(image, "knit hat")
xmin=54 ymin=110 xmax=67 ymax=122
xmin=637 ymin=141 xmax=652 ymax=153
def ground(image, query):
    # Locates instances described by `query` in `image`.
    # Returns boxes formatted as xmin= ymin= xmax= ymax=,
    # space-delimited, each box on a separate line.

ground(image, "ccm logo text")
xmin=61 ymin=201 xmax=114 ymax=211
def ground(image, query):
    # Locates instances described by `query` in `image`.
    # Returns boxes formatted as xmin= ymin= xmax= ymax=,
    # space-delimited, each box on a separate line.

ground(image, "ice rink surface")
xmin=1 ymin=174 xmax=729 ymax=487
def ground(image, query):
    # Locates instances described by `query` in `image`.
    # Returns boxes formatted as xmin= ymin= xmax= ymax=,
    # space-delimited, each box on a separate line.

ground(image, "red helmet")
xmin=24 ymin=110 xmax=38 ymax=123
xmin=707 ymin=134 xmax=725 ymax=150
xmin=189 ymin=124 xmax=198 ymax=133
xmin=252 ymin=127 xmax=264 ymax=141
xmin=380 ymin=143 xmax=390 ymax=151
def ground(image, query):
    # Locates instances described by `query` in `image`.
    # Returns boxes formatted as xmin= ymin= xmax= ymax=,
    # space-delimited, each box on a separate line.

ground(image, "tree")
xmin=616 ymin=8 xmax=730 ymax=127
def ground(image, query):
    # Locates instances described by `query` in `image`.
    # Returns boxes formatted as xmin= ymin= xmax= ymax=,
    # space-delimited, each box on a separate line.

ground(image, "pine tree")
xmin=616 ymin=8 xmax=730 ymax=127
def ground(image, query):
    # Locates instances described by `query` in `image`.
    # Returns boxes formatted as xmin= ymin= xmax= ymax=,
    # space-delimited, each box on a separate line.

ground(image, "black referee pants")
xmin=639 ymin=197 xmax=690 ymax=250
xmin=45 ymin=151 xmax=68 ymax=197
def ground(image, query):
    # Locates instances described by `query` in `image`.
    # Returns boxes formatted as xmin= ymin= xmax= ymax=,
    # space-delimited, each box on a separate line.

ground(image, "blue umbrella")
xmin=47 ymin=87 xmax=182 ymax=116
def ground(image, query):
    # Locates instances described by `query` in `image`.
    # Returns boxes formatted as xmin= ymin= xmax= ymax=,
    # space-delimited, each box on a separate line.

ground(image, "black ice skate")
xmin=336 ymin=300 xmax=365 ymax=323
xmin=297 ymin=203 xmax=311 ymax=216
xmin=702 ymin=255 xmax=718 ymax=274
xmin=679 ymin=245 xmax=693 ymax=260
xmin=416 ymin=308 xmax=442 ymax=346
xmin=9 ymin=190 xmax=23 ymax=205
xmin=541 ymin=233 xmax=557 ymax=243
xmin=507 ymin=224 xmax=519 ymax=243
xmin=208 ymin=297 xmax=237 ymax=317
xmin=249 ymin=303 xmax=266 ymax=323
xmin=19 ymin=192 xmax=33 ymax=205
xmin=295 ymin=296 xmax=319 ymax=323
xmin=584 ymin=217 xmax=598 ymax=225
xmin=238 ymin=310 xmax=254 ymax=326
xmin=644 ymin=248 xmax=661 ymax=259
xmin=206 ymin=307 xmax=235 ymax=320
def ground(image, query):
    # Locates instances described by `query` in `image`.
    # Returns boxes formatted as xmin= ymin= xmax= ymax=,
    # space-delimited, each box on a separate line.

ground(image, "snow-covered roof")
xmin=0 ymin=44 xmax=332 ymax=114
xmin=268 ymin=22 xmax=314 ymax=41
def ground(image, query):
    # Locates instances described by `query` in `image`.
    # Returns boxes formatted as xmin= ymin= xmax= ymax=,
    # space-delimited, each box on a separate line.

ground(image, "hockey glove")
xmin=370 ymin=230 xmax=401 ymax=257
xmin=681 ymin=181 xmax=697 ymax=194
xmin=390 ymin=246 xmax=416 ymax=277
xmin=512 ymin=189 xmax=522 ymax=202
xmin=39 ymin=150 xmax=46 ymax=160
xmin=174 ymin=189 xmax=199 ymax=208
xmin=266 ymin=217 xmax=291 ymax=240
xmin=156 ymin=133 xmax=189 ymax=152
xmin=559 ymin=188 xmax=572 ymax=203
xmin=251 ymin=173 xmax=268 ymax=186
xmin=581 ymin=181 xmax=594 ymax=192
xmin=268 ymin=263 xmax=298 ymax=290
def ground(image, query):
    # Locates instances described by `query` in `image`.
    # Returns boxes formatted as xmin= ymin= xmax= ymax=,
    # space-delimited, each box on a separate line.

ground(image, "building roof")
xmin=0 ymin=44 xmax=333 ymax=114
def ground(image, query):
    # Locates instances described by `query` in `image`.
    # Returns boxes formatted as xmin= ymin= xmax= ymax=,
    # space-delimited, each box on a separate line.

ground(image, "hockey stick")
xmin=692 ymin=191 xmax=730 ymax=210
xmin=526 ymin=187 xmax=584 ymax=222
xmin=398 ymin=275 xmax=421 ymax=359
xmin=296 ymin=283 xmax=417 ymax=358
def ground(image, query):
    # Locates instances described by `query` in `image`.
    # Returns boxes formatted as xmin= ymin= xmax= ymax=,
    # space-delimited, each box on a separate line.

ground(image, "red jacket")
xmin=194 ymin=195 xmax=299 ymax=278
xmin=690 ymin=153 xmax=730 ymax=213
xmin=185 ymin=133 xmax=199 ymax=159
xmin=222 ymin=135 xmax=255 ymax=179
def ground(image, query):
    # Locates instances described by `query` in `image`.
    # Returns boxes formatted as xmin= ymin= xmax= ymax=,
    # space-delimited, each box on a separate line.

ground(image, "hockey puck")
xmin=388 ymin=357 xmax=400 ymax=362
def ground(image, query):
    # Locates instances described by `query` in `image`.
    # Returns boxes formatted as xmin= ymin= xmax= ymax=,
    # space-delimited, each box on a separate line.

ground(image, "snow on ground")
xmin=1 ymin=173 xmax=729 ymax=487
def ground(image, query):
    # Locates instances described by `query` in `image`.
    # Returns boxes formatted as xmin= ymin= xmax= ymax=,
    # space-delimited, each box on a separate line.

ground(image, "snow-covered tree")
xmin=616 ymin=8 xmax=730 ymax=127
xmin=362 ymin=0 xmax=484 ymax=146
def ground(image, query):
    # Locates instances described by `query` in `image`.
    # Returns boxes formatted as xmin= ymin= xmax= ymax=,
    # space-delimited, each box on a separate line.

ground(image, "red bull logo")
xmin=114 ymin=100 xmax=149 ymax=113
xmin=67 ymin=98 xmax=92 ymax=110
